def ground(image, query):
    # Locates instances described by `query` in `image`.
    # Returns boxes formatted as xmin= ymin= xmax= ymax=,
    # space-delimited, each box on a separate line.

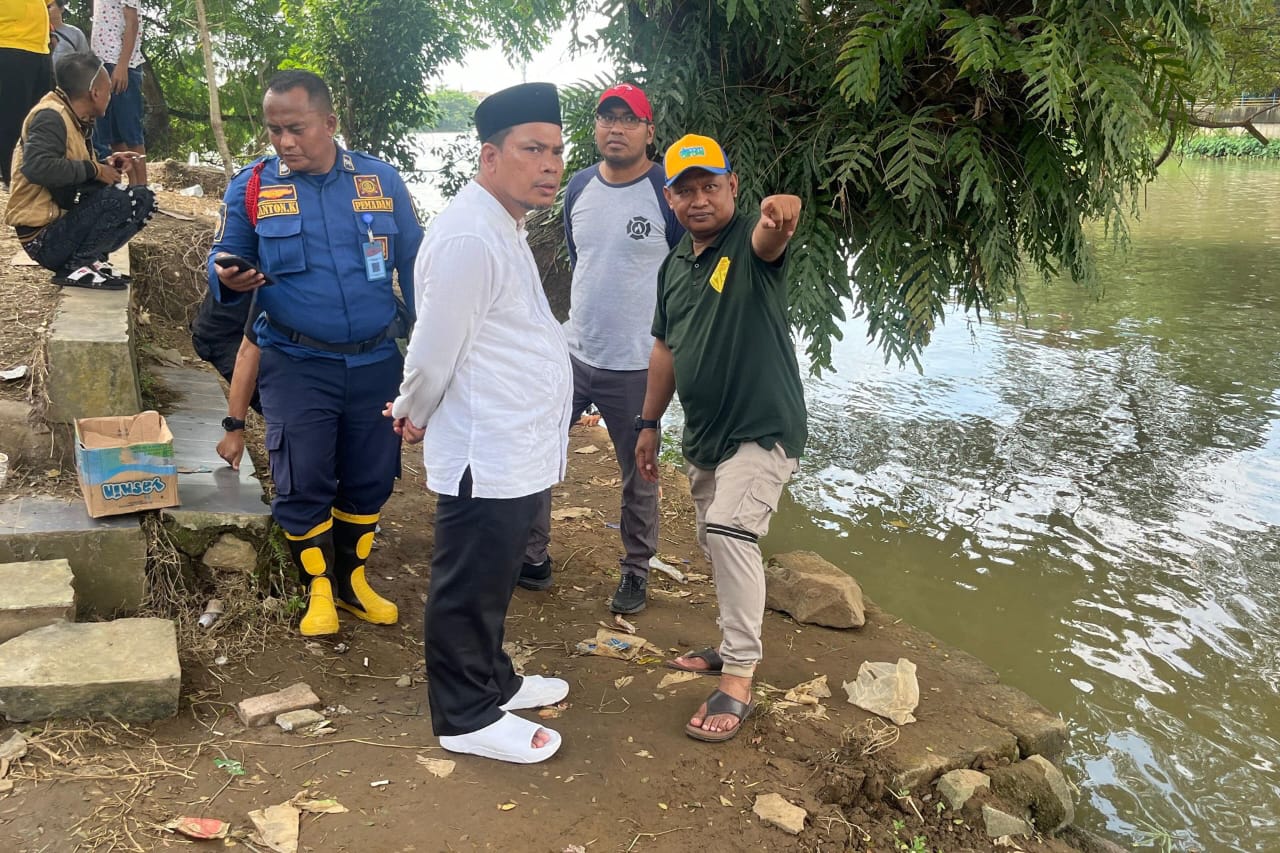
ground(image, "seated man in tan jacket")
xmin=4 ymin=51 xmax=153 ymax=290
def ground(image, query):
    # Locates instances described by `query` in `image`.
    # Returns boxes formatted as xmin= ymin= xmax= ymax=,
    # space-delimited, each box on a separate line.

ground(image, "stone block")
xmin=276 ymin=708 xmax=325 ymax=732
xmin=0 ymin=559 xmax=75 ymax=643
xmin=46 ymin=283 xmax=141 ymax=423
xmin=982 ymin=804 xmax=1034 ymax=839
xmin=990 ymin=755 xmax=1075 ymax=834
xmin=0 ymin=497 xmax=146 ymax=616
xmin=765 ymin=551 xmax=865 ymax=628
xmin=935 ymin=768 xmax=991 ymax=811
xmin=203 ymin=534 xmax=258 ymax=573
xmin=752 ymin=793 xmax=807 ymax=835
xmin=237 ymin=682 xmax=321 ymax=727
xmin=885 ymin=713 xmax=1019 ymax=791
xmin=977 ymin=683 xmax=1069 ymax=759
xmin=0 ymin=619 xmax=179 ymax=722
xmin=0 ymin=400 xmax=55 ymax=468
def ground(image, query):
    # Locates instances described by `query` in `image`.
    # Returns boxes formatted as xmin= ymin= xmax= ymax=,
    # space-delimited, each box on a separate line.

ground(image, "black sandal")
xmin=665 ymin=647 xmax=723 ymax=676
xmin=685 ymin=688 xmax=756 ymax=742
xmin=52 ymin=266 xmax=126 ymax=291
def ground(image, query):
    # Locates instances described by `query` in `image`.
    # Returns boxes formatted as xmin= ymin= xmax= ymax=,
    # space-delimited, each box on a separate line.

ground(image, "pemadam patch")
xmin=352 ymin=174 xmax=394 ymax=212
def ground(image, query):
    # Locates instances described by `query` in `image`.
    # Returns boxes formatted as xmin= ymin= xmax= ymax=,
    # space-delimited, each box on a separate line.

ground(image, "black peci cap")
xmin=474 ymin=82 xmax=562 ymax=142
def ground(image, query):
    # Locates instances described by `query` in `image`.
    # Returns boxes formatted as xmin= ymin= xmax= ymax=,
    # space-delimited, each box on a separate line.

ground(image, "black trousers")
xmin=425 ymin=468 xmax=545 ymax=736
xmin=0 ymin=48 xmax=52 ymax=185
xmin=23 ymin=185 xmax=155 ymax=274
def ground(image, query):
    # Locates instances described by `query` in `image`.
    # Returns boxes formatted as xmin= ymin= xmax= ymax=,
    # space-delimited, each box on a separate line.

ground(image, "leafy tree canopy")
xmin=421 ymin=89 xmax=481 ymax=132
xmin=575 ymin=0 xmax=1237 ymax=368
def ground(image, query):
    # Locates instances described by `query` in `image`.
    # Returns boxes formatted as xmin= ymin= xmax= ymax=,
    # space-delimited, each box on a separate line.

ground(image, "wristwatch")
xmin=634 ymin=416 xmax=660 ymax=432
xmin=221 ymin=416 xmax=246 ymax=432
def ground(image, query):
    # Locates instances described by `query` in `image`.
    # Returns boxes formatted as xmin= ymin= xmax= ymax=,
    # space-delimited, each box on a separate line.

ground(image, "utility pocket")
xmin=264 ymin=423 xmax=292 ymax=496
xmin=256 ymin=215 xmax=306 ymax=274
xmin=352 ymin=212 xmax=399 ymax=267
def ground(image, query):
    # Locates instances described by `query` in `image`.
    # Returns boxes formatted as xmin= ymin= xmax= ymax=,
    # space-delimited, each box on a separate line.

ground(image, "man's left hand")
xmin=110 ymin=64 xmax=129 ymax=94
xmin=383 ymin=402 xmax=424 ymax=444
xmin=759 ymin=195 xmax=801 ymax=237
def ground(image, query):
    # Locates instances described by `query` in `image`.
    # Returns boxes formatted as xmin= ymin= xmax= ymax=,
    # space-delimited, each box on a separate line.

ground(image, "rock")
xmin=982 ymin=804 xmax=1034 ymax=839
xmin=753 ymin=792 xmax=807 ymax=835
xmin=0 ymin=729 xmax=28 ymax=761
xmin=0 ymin=497 xmax=146 ymax=617
xmin=275 ymin=708 xmax=326 ymax=732
xmin=765 ymin=551 xmax=865 ymax=628
xmin=0 ymin=559 xmax=76 ymax=644
xmin=0 ymin=619 xmax=179 ymax=722
xmin=237 ymin=683 xmax=321 ymax=727
xmin=989 ymin=754 xmax=1075 ymax=833
xmin=977 ymin=683 xmax=1069 ymax=759
xmin=935 ymin=769 xmax=991 ymax=811
xmin=1058 ymin=825 xmax=1131 ymax=853
xmin=202 ymin=534 xmax=258 ymax=573
xmin=46 ymin=281 xmax=142 ymax=423
xmin=395 ymin=675 xmax=412 ymax=688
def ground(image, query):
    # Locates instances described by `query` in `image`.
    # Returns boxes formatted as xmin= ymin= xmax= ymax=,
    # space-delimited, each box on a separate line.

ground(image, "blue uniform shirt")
xmin=207 ymin=146 xmax=425 ymax=366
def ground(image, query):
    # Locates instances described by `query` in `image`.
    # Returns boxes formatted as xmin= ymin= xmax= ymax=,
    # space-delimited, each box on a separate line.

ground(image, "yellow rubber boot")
xmin=332 ymin=509 xmax=398 ymax=625
xmin=284 ymin=520 xmax=339 ymax=637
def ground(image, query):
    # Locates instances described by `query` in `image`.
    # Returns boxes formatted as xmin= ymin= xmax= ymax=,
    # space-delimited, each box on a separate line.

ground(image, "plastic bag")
xmin=842 ymin=658 xmax=919 ymax=725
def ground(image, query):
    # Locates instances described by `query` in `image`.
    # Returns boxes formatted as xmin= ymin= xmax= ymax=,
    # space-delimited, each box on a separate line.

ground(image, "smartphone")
xmin=214 ymin=254 xmax=275 ymax=286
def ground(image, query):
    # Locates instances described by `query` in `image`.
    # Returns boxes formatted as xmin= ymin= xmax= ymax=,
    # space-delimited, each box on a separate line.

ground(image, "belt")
xmin=265 ymin=315 xmax=393 ymax=356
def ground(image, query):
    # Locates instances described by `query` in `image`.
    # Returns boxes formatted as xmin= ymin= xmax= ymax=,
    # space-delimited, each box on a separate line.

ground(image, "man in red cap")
xmin=518 ymin=83 xmax=684 ymax=616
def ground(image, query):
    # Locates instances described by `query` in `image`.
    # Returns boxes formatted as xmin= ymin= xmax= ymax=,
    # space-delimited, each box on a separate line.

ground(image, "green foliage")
xmin=140 ymin=0 xmax=296 ymax=163
xmin=1179 ymin=131 xmax=1280 ymax=156
xmin=424 ymin=89 xmax=481 ymax=132
xmin=1201 ymin=0 xmax=1280 ymax=101
xmin=588 ymin=0 xmax=1227 ymax=368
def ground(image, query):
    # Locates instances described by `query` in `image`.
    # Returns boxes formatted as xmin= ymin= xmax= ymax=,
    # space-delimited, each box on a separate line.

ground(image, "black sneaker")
xmin=610 ymin=573 xmax=647 ymax=614
xmin=517 ymin=558 xmax=553 ymax=591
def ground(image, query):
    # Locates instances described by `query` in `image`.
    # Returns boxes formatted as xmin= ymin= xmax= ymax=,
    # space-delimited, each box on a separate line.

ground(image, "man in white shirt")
xmin=386 ymin=82 xmax=573 ymax=765
xmin=518 ymin=84 xmax=684 ymax=617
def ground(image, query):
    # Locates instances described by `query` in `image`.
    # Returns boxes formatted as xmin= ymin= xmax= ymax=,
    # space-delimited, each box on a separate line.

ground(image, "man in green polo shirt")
xmin=635 ymin=133 xmax=806 ymax=742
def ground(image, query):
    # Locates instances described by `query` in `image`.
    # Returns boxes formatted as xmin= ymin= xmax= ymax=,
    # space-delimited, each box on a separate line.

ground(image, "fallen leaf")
xmin=498 ymin=802 xmax=517 ymax=811
xmin=538 ymin=707 xmax=562 ymax=719
xmin=684 ymin=572 xmax=710 ymax=583
xmin=551 ymin=506 xmax=593 ymax=521
xmin=635 ymin=750 xmax=653 ymax=759
xmin=415 ymin=756 xmax=456 ymax=778
xmin=648 ymin=556 xmax=686 ymax=583
xmin=657 ymin=670 xmax=701 ymax=690
xmin=657 ymin=802 xmax=668 ymax=810
xmin=44 ymin=469 xmax=60 ymax=478
xmin=719 ymin=795 xmax=733 ymax=807
xmin=614 ymin=676 xmax=634 ymax=689
xmin=784 ymin=675 xmax=832 ymax=705
xmin=574 ymin=445 xmax=600 ymax=454
xmin=290 ymin=796 xmax=348 ymax=815
xmin=613 ymin=613 xmax=638 ymax=634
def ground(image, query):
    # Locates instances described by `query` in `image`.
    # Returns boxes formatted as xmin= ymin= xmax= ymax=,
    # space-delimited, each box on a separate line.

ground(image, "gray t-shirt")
xmin=562 ymin=162 xmax=684 ymax=371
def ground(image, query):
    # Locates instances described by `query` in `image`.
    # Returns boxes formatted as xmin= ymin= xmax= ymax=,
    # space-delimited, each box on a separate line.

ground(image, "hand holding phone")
xmin=214 ymin=254 xmax=274 ymax=290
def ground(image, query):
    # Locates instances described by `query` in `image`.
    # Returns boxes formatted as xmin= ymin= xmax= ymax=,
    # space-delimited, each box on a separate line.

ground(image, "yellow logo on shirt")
xmin=709 ymin=256 xmax=731 ymax=293
xmin=256 ymin=184 xmax=299 ymax=218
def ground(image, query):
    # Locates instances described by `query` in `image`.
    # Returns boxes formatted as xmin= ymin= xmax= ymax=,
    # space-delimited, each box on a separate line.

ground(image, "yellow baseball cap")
xmin=664 ymin=134 xmax=732 ymax=187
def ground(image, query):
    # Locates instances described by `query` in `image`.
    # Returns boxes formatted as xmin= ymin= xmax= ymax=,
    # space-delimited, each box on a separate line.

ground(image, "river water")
xmin=409 ymin=141 xmax=1278 ymax=849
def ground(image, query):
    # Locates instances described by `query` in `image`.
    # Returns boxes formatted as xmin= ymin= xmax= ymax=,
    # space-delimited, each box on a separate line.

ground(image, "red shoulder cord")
xmin=244 ymin=161 xmax=268 ymax=226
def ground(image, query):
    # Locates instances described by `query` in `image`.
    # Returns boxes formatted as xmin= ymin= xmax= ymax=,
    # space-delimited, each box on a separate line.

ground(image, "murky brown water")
xmin=766 ymin=160 xmax=1280 ymax=850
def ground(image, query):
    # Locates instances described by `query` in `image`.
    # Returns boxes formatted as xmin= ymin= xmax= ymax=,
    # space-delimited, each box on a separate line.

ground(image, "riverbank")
xmin=0 ymin=177 xmax=1114 ymax=851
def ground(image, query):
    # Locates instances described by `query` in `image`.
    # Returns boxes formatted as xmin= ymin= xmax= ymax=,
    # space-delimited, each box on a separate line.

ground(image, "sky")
xmin=433 ymin=18 xmax=609 ymax=95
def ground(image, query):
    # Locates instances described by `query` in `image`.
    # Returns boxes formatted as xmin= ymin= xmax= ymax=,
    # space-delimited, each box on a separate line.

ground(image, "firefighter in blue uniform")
xmin=207 ymin=70 xmax=424 ymax=637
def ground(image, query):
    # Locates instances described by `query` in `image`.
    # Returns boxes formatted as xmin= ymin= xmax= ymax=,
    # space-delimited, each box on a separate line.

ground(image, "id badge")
xmin=363 ymin=241 xmax=387 ymax=282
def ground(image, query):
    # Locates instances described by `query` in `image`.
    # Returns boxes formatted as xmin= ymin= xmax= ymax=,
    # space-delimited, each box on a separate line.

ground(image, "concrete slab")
xmin=46 ymin=278 xmax=141 ymax=423
xmin=0 ymin=618 xmax=179 ymax=722
xmin=0 ymin=400 xmax=56 ymax=468
xmin=0 ymin=497 xmax=146 ymax=616
xmin=0 ymin=559 xmax=75 ymax=643
xmin=152 ymin=367 xmax=269 ymax=524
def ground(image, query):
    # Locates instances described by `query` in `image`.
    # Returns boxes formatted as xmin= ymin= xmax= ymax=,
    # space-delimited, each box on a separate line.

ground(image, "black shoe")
xmin=517 ymin=558 xmax=553 ymax=591
xmin=610 ymin=573 xmax=647 ymax=614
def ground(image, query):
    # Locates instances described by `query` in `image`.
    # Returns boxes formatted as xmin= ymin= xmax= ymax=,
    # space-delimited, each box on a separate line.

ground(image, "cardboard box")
xmin=75 ymin=411 xmax=179 ymax=518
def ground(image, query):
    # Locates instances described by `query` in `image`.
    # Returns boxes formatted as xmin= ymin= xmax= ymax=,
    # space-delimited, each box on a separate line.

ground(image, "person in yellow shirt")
xmin=0 ymin=0 xmax=54 ymax=189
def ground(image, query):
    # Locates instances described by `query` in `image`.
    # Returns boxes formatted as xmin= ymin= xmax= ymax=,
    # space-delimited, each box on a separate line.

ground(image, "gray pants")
xmin=526 ymin=356 xmax=659 ymax=577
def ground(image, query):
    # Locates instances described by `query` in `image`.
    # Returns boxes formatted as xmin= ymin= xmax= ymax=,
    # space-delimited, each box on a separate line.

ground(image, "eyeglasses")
xmin=595 ymin=113 xmax=648 ymax=129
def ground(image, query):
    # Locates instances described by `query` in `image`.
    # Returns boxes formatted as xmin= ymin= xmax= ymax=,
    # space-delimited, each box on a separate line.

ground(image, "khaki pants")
xmin=687 ymin=441 xmax=798 ymax=678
